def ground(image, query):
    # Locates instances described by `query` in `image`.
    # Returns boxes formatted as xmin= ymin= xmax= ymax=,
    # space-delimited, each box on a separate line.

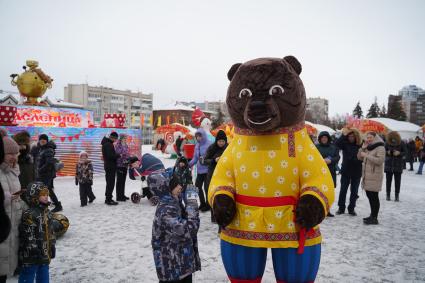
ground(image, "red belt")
xmin=234 ymin=194 xmax=312 ymax=254
xmin=235 ymin=195 xmax=297 ymax=207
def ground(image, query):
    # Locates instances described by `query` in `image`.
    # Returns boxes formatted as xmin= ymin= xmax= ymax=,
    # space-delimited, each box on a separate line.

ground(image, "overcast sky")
xmin=1 ymin=0 xmax=424 ymax=116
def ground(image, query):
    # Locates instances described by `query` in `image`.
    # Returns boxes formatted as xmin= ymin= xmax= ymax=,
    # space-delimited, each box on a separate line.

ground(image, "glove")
xmin=75 ymin=178 xmax=78 ymax=186
xmin=213 ymin=194 xmax=236 ymax=229
xmin=295 ymin=195 xmax=325 ymax=230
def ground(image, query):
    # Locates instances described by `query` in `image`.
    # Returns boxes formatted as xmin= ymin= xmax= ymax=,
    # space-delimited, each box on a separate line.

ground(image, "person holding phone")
xmin=188 ymin=128 xmax=212 ymax=212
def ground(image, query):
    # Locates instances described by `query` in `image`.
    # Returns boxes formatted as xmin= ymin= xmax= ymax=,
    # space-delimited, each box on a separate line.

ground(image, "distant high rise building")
xmin=397 ymin=85 xmax=425 ymax=125
xmin=306 ymin=97 xmax=329 ymax=124
xmin=64 ymin=84 xmax=153 ymax=143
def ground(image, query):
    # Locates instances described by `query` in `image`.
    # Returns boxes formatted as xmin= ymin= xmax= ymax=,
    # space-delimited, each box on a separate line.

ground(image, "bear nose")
xmin=250 ymin=100 xmax=266 ymax=108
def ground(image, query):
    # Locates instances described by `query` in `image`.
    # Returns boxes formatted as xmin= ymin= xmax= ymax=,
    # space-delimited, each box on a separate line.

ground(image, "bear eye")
xmin=239 ymin=88 xmax=252 ymax=99
xmin=269 ymin=85 xmax=285 ymax=96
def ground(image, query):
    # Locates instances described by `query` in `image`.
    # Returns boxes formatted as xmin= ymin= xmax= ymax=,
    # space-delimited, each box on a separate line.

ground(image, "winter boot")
xmin=105 ymin=199 xmax=118 ymax=205
xmin=336 ymin=208 xmax=345 ymax=215
xmin=348 ymin=209 xmax=357 ymax=216
xmin=363 ymin=217 xmax=379 ymax=225
xmin=386 ymin=195 xmax=391 ymax=201
xmin=363 ymin=215 xmax=372 ymax=221
xmin=395 ymin=195 xmax=399 ymax=202
xmin=51 ymin=202 xmax=63 ymax=213
xmin=327 ymin=212 xmax=335 ymax=217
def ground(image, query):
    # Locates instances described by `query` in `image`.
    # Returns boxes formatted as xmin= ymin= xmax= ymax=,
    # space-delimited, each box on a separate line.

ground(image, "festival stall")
xmin=1 ymin=105 xmax=142 ymax=176
xmin=305 ymin=121 xmax=336 ymax=138
xmin=346 ymin=117 xmax=421 ymax=140
xmin=1 ymin=60 xmax=142 ymax=176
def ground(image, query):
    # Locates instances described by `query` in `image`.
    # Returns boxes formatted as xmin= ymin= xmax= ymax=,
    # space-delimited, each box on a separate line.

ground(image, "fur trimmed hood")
xmin=346 ymin=128 xmax=362 ymax=146
xmin=386 ymin=131 xmax=401 ymax=146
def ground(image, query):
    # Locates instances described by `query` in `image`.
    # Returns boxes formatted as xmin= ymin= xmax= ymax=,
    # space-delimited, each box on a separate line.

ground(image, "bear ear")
xmin=227 ymin=63 xmax=242 ymax=81
xmin=283 ymin=56 xmax=302 ymax=75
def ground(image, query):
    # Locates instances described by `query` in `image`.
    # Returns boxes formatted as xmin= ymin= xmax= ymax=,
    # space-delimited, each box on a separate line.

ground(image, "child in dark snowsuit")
xmin=75 ymin=151 xmax=96 ymax=206
xmin=173 ymin=156 xmax=193 ymax=189
xmin=18 ymin=182 xmax=61 ymax=283
xmin=151 ymin=174 xmax=201 ymax=283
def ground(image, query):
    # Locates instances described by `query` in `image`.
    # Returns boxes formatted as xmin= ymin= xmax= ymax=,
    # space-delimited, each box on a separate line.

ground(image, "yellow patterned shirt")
xmin=208 ymin=124 xmax=335 ymax=248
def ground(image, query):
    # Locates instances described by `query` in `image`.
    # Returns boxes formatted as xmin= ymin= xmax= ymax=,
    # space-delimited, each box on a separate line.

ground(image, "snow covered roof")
xmin=154 ymin=102 xmax=195 ymax=111
xmin=369 ymin=118 xmax=421 ymax=132
xmin=42 ymin=97 xmax=84 ymax=109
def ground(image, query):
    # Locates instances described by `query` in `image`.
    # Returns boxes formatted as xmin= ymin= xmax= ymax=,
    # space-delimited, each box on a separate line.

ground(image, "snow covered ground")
xmin=8 ymin=145 xmax=425 ymax=282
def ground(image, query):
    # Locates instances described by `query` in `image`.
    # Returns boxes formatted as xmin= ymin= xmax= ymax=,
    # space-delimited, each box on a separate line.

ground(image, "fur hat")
xmin=13 ymin=131 xmax=31 ymax=145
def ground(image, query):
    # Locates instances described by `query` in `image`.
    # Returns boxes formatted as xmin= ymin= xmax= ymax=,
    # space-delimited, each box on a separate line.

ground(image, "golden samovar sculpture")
xmin=10 ymin=60 xmax=53 ymax=105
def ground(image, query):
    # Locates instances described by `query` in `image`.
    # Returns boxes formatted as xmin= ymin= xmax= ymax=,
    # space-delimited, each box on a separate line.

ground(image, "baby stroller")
xmin=128 ymin=153 xmax=173 ymax=205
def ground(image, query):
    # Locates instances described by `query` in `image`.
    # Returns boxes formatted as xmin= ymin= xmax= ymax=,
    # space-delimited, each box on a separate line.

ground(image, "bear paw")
xmin=295 ymin=195 xmax=325 ymax=230
xmin=213 ymin=195 xmax=236 ymax=229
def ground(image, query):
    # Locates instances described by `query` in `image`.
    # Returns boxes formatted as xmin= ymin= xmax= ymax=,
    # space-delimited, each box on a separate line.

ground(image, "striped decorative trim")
xmin=301 ymin=186 xmax=330 ymax=212
xmin=288 ymin=130 xmax=296 ymax=157
xmin=234 ymin=122 xmax=305 ymax=136
xmin=210 ymin=186 xmax=236 ymax=202
xmin=222 ymin=228 xmax=321 ymax=242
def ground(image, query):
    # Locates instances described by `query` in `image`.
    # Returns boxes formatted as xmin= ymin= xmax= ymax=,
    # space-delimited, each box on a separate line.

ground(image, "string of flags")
xmin=48 ymin=128 xmax=86 ymax=142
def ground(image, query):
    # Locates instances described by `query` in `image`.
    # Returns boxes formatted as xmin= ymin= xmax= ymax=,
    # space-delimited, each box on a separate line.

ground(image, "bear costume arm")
xmin=298 ymin=131 xmax=335 ymax=216
xmin=208 ymin=143 xmax=236 ymax=206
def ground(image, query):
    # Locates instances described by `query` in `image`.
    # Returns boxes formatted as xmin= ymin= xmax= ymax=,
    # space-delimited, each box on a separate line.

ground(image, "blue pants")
xmin=338 ymin=175 xmax=361 ymax=211
xmin=19 ymin=264 xmax=49 ymax=283
xmin=417 ymin=161 xmax=424 ymax=174
xmin=221 ymin=240 xmax=321 ymax=283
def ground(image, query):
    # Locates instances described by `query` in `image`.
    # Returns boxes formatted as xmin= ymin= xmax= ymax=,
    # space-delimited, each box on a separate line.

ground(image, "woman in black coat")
xmin=384 ymin=131 xmax=406 ymax=201
xmin=204 ymin=130 xmax=228 ymax=222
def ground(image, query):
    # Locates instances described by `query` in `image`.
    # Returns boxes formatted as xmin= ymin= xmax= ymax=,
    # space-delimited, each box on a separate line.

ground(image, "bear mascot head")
xmin=226 ymin=56 xmax=305 ymax=132
xmin=208 ymin=56 xmax=335 ymax=283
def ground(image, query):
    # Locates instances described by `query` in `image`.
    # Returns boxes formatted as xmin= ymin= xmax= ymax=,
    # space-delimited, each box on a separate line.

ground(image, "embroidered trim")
xmin=234 ymin=122 xmax=305 ymax=136
xmin=288 ymin=130 xmax=296 ymax=157
xmin=210 ymin=186 xmax=236 ymax=203
xmin=222 ymin=228 xmax=321 ymax=241
xmin=300 ymin=186 xmax=330 ymax=212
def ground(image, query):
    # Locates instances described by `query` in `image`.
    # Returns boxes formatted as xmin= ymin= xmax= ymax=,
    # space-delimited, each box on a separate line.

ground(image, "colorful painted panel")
xmin=3 ymin=126 xmax=142 ymax=176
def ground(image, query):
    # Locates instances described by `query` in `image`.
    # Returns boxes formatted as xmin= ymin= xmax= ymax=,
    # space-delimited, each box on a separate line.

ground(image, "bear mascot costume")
xmin=208 ymin=56 xmax=335 ymax=283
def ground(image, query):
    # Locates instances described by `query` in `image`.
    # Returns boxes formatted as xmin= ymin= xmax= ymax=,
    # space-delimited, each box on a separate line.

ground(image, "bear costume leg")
xmin=221 ymin=241 xmax=321 ymax=283
xmin=272 ymin=245 xmax=321 ymax=283
xmin=221 ymin=240 xmax=267 ymax=283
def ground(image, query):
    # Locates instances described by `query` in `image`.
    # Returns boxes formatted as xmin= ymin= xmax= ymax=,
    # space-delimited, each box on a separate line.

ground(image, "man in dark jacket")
xmin=32 ymin=134 xmax=63 ymax=212
xmin=316 ymin=131 xmax=340 ymax=217
xmin=405 ymin=139 xmax=416 ymax=171
xmin=13 ymin=131 xmax=35 ymax=191
xmin=101 ymin=132 xmax=119 ymax=205
xmin=334 ymin=128 xmax=363 ymax=216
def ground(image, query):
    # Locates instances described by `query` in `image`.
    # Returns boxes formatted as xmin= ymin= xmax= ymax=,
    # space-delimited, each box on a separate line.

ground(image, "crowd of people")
xmin=1 ymin=125 xmax=424 ymax=282
xmin=316 ymin=129 xmax=424 ymax=225
xmin=0 ymin=129 xmax=66 ymax=283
